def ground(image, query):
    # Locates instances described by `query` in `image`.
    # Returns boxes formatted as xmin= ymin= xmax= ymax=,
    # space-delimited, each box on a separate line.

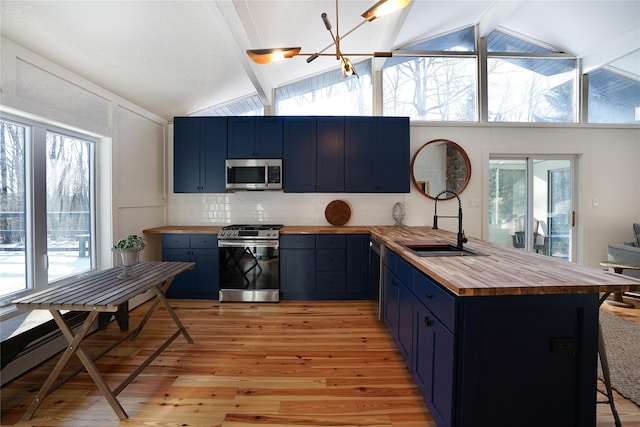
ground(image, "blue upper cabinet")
xmin=345 ymin=116 xmax=410 ymax=193
xmin=227 ymin=116 xmax=283 ymax=158
xmin=283 ymin=117 xmax=317 ymax=192
xmin=174 ymin=116 xmax=227 ymax=193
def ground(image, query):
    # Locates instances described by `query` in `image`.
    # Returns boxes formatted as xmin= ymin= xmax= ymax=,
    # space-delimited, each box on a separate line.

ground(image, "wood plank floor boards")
xmin=1 ymin=299 xmax=638 ymax=426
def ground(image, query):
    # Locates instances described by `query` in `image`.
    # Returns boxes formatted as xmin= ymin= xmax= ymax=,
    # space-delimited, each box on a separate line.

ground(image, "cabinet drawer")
xmin=316 ymin=249 xmax=346 ymax=271
xmin=162 ymin=234 xmax=190 ymax=248
xmin=191 ymin=234 xmax=217 ymax=248
xmin=280 ymin=234 xmax=315 ymax=249
xmin=316 ymin=271 xmax=346 ymax=293
xmin=413 ymin=271 xmax=456 ymax=331
xmin=316 ymin=235 xmax=346 ymax=249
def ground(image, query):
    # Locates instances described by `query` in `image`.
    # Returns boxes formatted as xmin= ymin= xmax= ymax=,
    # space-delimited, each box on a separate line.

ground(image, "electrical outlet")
xmin=592 ymin=199 xmax=599 ymax=208
xmin=468 ymin=199 xmax=481 ymax=208
xmin=313 ymin=205 xmax=320 ymax=215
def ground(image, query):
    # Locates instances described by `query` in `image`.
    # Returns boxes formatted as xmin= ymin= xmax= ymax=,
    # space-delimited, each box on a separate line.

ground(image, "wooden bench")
xmin=12 ymin=261 xmax=195 ymax=421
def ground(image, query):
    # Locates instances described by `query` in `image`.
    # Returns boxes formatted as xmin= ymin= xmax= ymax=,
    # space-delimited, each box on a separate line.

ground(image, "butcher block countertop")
xmin=143 ymin=225 xmax=640 ymax=297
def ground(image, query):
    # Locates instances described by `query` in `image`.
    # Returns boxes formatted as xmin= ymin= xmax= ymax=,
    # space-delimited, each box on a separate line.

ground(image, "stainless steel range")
xmin=218 ymin=224 xmax=283 ymax=302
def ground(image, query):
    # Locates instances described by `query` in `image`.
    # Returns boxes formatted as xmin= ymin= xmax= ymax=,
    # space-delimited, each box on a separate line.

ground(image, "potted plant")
xmin=113 ymin=234 xmax=145 ymax=278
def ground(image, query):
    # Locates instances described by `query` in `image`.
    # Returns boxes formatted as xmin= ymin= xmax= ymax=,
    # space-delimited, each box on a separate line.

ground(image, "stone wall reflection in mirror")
xmin=411 ymin=139 xmax=471 ymax=200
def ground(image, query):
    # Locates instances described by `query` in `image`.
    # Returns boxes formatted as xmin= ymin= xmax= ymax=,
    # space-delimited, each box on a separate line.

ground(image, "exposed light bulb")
xmin=362 ymin=0 xmax=412 ymax=21
xmin=342 ymin=57 xmax=355 ymax=77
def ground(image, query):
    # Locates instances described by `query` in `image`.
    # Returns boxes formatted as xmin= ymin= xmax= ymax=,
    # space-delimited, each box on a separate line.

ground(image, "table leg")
xmin=22 ymin=310 xmax=128 ymax=421
xmin=130 ymin=279 xmax=193 ymax=344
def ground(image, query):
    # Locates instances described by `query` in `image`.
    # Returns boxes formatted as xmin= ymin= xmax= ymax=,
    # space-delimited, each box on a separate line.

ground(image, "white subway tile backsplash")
xmin=167 ymin=191 xmax=408 ymax=226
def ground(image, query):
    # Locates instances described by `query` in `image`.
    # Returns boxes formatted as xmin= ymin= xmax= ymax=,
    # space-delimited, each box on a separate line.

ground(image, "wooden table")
xmin=11 ymin=261 xmax=195 ymax=421
xmin=600 ymin=261 xmax=640 ymax=308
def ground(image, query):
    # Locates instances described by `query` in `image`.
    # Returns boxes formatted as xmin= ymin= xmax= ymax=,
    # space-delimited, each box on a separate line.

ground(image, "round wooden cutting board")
xmin=325 ymin=200 xmax=351 ymax=226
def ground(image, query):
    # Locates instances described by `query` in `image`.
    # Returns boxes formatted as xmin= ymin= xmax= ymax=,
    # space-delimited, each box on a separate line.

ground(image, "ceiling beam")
xmin=372 ymin=0 xmax=415 ymax=72
xmin=205 ymin=0 xmax=274 ymax=108
xmin=476 ymin=1 xmax=524 ymax=37
xmin=580 ymin=22 xmax=640 ymax=73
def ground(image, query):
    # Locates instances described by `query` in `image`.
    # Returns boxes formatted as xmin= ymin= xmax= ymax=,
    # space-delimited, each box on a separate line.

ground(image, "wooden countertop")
xmin=143 ymin=225 xmax=640 ymax=297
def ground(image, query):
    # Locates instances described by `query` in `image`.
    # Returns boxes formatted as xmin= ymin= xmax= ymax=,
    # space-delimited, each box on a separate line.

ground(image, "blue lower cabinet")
xmin=280 ymin=234 xmax=370 ymax=300
xmin=162 ymin=233 xmax=219 ymax=299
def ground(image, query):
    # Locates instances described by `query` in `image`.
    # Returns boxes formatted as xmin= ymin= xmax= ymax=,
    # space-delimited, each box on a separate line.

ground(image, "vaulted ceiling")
xmin=1 ymin=1 xmax=639 ymax=121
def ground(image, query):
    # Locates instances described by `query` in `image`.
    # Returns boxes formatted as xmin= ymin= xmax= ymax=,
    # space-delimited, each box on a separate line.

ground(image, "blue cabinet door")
xmin=283 ymin=117 xmax=317 ymax=192
xmin=227 ymin=117 xmax=255 ymax=158
xmin=316 ymin=117 xmax=344 ymax=192
xmin=346 ymin=234 xmax=370 ymax=298
xmin=383 ymin=266 xmax=400 ymax=337
xmin=344 ymin=117 xmax=377 ymax=192
xmin=200 ymin=117 xmax=227 ymax=193
xmin=256 ymin=117 xmax=283 ymax=158
xmin=174 ymin=117 xmax=202 ymax=193
xmin=192 ymin=248 xmax=219 ymax=298
xmin=163 ymin=248 xmax=193 ymax=298
xmin=378 ymin=117 xmax=410 ymax=192
xmin=397 ymin=280 xmax=414 ymax=367
xmin=174 ymin=117 xmax=226 ymax=193
xmin=344 ymin=116 xmax=410 ymax=193
xmin=280 ymin=248 xmax=316 ymax=299
xmin=227 ymin=117 xmax=283 ymax=158
xmin=414 ymin=301 xmax=454 ymax=427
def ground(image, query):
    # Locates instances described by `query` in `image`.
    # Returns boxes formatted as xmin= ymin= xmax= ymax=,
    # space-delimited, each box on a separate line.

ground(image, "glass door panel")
xmin=489 ymin=157 xmax=574 ymax=261
xmin=488 ymin=159 xmax=526 ymax=249
xmin=46 ymin=132 xmax=93 ymax=282
xmin=0 ymin=121 xmax=28 ymax=299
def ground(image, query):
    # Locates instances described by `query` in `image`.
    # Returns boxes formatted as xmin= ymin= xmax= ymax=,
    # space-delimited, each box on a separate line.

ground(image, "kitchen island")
xmin=145 ymin=225 xmax=640 ymax=427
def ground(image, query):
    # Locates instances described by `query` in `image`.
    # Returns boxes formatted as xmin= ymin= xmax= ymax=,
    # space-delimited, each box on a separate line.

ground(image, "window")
xmin=0 ymin=116 xmax=96 ymax=306
xmin=382 ymin=27 xmax=478 ymax=121
xmin=487 ymin=30 xmax=577 ymax=123
xmin=275 ymin=61 xmax=372 ymax=115
xmin=587 ymin=66 xmax=640 ymax=124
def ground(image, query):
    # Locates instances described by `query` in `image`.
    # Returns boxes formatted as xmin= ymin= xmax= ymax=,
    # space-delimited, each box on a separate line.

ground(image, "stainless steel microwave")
xmin=225 ymin=159 xmax=282 ymax=191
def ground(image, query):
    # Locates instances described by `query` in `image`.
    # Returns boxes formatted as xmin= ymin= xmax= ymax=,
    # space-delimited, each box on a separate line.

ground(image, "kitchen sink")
xmin=398 ymin=240 xmax=486 ymax=257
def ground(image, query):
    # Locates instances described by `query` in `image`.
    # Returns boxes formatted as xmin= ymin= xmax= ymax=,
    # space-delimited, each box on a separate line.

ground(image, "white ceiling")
xmin=1 ymin=0 xmax=639 ymax=121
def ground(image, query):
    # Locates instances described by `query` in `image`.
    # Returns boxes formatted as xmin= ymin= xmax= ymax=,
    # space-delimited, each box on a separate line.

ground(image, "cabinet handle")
xmin=425 ymin=293 xmax=433 ymax=299
xmin=392 ymin=280 xmax=398 ymax=287
xmin=424 ymin=316 xmax=432 ymax=327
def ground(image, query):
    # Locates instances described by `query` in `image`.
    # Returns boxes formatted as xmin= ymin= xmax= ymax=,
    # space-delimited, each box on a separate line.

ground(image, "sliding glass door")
xmin=488 ymin=156 xmax=574 ymax=261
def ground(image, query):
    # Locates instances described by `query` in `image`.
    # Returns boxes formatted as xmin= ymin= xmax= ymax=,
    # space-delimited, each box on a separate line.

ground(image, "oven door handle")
xmin=218 ymin=239 xmax=279 ymax=249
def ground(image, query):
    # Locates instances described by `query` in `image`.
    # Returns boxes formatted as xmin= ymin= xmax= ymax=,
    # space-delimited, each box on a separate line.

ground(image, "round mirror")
xmin=411 ymin=139 xmax=471 ymax=200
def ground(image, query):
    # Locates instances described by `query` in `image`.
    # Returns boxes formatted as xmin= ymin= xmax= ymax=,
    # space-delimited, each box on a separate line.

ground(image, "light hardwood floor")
xmin=1 ymin=297 xmax=639 ymax=426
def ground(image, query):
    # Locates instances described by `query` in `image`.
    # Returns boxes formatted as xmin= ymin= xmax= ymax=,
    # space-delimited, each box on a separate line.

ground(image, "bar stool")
xmin=597 ymin=292 xmax=622 ymax=427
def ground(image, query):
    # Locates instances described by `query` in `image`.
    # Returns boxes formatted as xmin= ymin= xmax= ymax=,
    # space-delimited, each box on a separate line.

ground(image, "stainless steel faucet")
xmin=432 ymin=190 xmax=468 ymax=250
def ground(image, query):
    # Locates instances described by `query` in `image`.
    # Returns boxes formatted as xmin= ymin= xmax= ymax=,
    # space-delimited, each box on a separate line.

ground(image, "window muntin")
xmin=0 ymin=117 xmax=96 ymax=305
xmin=275 ymin=60 xmax=372 ymax=115
xmin=587 ymin=67 xmax=640 ymax=124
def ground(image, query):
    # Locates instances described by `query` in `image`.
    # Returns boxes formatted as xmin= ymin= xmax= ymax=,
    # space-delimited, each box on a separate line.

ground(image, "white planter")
xmin=112 ymin=247 xmax=143 ymax=279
